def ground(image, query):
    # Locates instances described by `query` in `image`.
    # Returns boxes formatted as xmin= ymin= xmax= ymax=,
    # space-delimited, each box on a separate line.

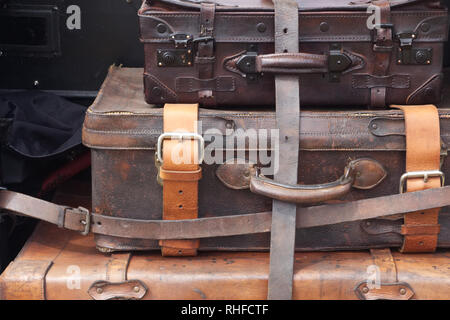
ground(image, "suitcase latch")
xmin=158 ymin=33 xmax=215 ymax=67
xmin=396 ymin=32 xmax=432 ymax=65
xmin=169 ymin=33 xmax=193 ymax=48
xmin=156 ymin=33 xmax=195 ymax=67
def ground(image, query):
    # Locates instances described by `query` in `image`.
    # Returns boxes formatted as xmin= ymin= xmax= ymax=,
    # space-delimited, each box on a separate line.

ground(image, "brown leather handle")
xmin=232 ymin=50 xmax=353 ymax=76
xmin=255 ymin=52 xmax=329 ymax=74
xmin=249 ymin=158 xmax=387 ymax=204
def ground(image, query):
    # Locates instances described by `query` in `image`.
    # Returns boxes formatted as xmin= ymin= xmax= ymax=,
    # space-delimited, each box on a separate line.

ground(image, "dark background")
xmin=0 ymin=0 xmax=449 ymax=101
xmin=0 ymin=0 xmax=144 ymax=103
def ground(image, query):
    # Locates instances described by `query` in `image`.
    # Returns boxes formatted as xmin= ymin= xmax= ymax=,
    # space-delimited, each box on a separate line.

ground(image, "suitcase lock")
xmin=157 ymin=33 xmax=215 ymax=67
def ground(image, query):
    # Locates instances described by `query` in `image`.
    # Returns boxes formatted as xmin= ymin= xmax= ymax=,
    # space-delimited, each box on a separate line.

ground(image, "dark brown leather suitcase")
xmin=80 ymin=66 xmax=450 ymax=253
xmin=139 ymin=0 xmax=449 ymax=108
xmin=1 ymin=221 xmax=449 ymax=300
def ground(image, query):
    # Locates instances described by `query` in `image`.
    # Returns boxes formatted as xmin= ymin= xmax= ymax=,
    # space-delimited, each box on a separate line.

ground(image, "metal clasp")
xmin=76 ymin=207 xmax=91 ymax=236
xmin=396 ymin=32 xmax=416 ymax=48
xmin=399 ymin=170 xmax=445 ymax=193
xmin=169 ymin=33 xmax=193 ymax=48
xmin=157 ymin=132 xmax=205 ymax=164
xmin=372 ymin=23 xmax=394 ymax=52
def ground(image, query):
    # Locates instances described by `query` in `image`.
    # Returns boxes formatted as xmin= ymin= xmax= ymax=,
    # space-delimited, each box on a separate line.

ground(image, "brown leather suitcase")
xmin=1 ymin=221 xmax=449 ymax=300
xmin=139 ymin=0 xmax=449 ymax=108
xmin=79 ymin=66 xmax=450 ymax=253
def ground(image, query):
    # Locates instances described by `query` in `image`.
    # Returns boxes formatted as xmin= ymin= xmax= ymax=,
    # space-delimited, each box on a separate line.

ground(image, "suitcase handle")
xmin=249 ymin=158 xmax=386 ymax=204
xmin=235 ymin=51 xmax=352 ymax=75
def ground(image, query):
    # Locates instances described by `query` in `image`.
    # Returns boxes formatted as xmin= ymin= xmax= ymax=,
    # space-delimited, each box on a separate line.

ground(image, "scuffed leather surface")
xmin=2 ymin=222 xmax=450 ymax=300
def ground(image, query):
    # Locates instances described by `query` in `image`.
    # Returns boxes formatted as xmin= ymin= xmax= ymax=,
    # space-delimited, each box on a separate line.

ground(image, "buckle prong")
xmin=73 ymin=206 xmax=91 ymax=236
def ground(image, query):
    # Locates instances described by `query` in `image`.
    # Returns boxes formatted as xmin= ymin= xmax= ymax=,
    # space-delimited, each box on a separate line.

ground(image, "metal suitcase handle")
xmin=249 ymin=158 xmax=387 ymax=204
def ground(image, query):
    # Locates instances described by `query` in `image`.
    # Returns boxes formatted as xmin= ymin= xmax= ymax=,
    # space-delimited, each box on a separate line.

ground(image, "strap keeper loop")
xmin=57 ymin=207 xmax=67 ymax=229
xmin=401 ymin=224 xmax=441 ymax=236
xmin=159 ymin=168 xmax=202 ymax=182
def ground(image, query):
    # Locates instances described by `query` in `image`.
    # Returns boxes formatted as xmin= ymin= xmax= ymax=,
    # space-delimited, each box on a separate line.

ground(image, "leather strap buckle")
xmin=372 ymin=23 xmax=394 ymax=52
xmin=399 ymin=170 xmax=445 ymax=193
xmin=73 ymin=206 xmax=91 ymax=236
xmin=156 ymin=132 xmax=205 ymax=164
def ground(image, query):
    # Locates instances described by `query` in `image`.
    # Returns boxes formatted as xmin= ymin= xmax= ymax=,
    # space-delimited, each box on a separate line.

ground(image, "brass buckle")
xmin=156 ymin=132 xmax=205 ymax=164
xmin=399 ymin=170 xmax=445 ymax=193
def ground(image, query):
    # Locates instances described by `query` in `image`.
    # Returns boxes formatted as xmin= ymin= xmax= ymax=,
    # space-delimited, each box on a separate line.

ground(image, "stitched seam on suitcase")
xmin=83 ymin=127 xmax=374 ymax=136
xmin=84 ymin=113 xmax=412 ymax=119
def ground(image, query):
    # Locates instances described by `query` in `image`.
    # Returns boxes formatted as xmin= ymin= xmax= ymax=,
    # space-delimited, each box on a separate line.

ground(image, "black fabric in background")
xmin=0 ymin=91 xmax=87 ymax=273
xmin=0 ymin=91 xmax=86 ymax=186
xmin=0 ymin=91 xmax=85 ymax=158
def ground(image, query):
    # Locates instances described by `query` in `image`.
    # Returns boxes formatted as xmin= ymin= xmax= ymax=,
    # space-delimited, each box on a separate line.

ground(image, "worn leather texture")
xmin=267 ymin=0 xmax=301 ymax=300
xmin=160 ymin=104 xmax=201 ymax=256
xmin=139 ymin=0 xmax=448 ymax=107
xmin=393 ymin=105 xmax=442 ymax=252
xmin=82 ymin=66 xmax=450 ymax=252
xmin=1 ymin=222 xmax=450 ymax=300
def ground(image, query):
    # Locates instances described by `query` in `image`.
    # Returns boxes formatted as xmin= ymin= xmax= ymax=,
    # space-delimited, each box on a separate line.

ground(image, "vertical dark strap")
xmin=196 ymin=3 xmax=216 ymax=106
xmin=268 ymin=0 xmax=300 ymax=300
xmin=371 ymin=0 xmax=392 ymax=108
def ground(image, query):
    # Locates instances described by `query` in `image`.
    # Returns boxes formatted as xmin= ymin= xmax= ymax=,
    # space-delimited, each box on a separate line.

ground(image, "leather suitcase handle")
xmin=255 ymin=52 xmax=329 ymax=74
xmin=234 ymin=50 xmax=352 ymax=75
xmin=249 ymin=158 xmax=386 ymax=204
xmin=250 ymin=174 xmax=353 ymax=204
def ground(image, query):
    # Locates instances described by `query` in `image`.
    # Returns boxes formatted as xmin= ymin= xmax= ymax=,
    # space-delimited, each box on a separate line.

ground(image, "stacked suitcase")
xmin=1 ymin=0 xmax=450 ymax=300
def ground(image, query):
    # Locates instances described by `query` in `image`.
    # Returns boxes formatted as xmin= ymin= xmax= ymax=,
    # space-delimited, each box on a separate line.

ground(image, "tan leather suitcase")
xmin=1 ymin=221 xmax=449 ymax=300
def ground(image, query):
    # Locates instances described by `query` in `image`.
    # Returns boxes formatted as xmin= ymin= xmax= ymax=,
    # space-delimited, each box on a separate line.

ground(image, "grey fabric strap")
xmin=268 ymin=0 xmax=301 ymax=300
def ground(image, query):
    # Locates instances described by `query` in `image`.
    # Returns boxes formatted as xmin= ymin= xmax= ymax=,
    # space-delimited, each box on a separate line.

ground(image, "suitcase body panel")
xmin=82 ymin=66 xmax=450 ymax=252
xmin=139 ymin=0 xmax=449 ymax=107
xmin=1 ymin=222 xmax=449 ymax=300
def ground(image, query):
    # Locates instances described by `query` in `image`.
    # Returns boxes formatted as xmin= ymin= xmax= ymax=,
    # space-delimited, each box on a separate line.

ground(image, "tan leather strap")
xmin=371 ymin=0 xmax=392 ymax=108
xmin=370 ymin=248 xmax=397 ymax=284
xmin=87 ymin=252 xmax=148 ymax=300
xmin=159 ymin=104 xmax=201 ymax=256
xmin=392 ymin=104 xmax=441 ymax=252
xmin=106 ymin=253 xmax=131 ymax=283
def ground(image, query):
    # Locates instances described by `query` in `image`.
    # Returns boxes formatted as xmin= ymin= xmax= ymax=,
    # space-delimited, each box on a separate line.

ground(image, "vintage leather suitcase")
xmin=80 ymin=66 xmax=450 ymax=253
xmin=139 ymin=0 xmax=449 ymax=108
xmin=1 ymin=221 xmax=449 ymax=300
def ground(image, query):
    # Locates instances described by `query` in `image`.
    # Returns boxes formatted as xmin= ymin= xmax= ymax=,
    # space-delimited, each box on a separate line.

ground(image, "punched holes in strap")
xmin=392 ymin=104 xmax=442 ymax=253
xmin=159 ymin=104 xmax=201 ymax=257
